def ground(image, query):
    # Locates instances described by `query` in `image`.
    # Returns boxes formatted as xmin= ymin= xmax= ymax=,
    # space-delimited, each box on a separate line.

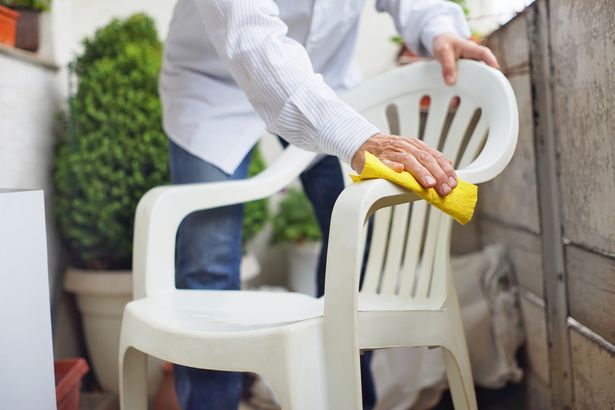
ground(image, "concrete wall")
xmin=480 ymin=10 xmax=551 ymax=403
xmin=0 ymin=46 xmax=85 ymax=358
xmin=482 ymin=2 xmax=615 ymax=408
xmin=550 ymin=1 xmax=615 ymax=407
xmin=0 ymin=49 xmax=62 ymax=296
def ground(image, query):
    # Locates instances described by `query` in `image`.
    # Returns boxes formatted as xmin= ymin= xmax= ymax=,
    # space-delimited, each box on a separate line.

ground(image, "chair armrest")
xmin=455 ymin=64 xmax=519 ymax=184
xmin=132 ymin=146 xmax=317 ymax=299
xmin=321 ymin=178 xmax=421 ymax=409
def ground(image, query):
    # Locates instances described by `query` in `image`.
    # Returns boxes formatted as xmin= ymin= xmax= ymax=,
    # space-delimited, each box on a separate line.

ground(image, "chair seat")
xmin=125 ymin=290 xmax=325 ymax=333
xmin=125 ymin=289 xmax=446 ymax=336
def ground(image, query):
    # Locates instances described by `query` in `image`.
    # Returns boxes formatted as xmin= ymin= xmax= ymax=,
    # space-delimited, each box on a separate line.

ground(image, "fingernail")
xmin=448 ymin=176 xmax=457 ymax=188
xmin=446 ymin=75 xmax=455 ymax=85
xmin=441 ymin=183 xmax=451 ymax=195
xmin=424 ymin=175 xmax=436 ymax=186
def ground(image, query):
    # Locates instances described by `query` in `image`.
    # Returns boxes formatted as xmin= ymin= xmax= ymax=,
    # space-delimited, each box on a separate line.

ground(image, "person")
xmin=160 ymin=1 xmax=499 ymax=409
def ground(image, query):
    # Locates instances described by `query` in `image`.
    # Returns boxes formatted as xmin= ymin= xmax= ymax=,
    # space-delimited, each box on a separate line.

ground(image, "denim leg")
xmin=169 ymin=140 xmax=251 ymax=410
xmin=296 ymin=151 xmax=377 ymax=410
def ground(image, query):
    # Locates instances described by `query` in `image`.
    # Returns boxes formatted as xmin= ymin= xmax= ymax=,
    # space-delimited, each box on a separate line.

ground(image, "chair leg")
xmin=119 ymin=345 xmax=148 ymax=410
xmin=442 ymin=344 xmax=478 ymax=410
xmin=258 ymin=335 xmax=329 ymax=410
xmin=259 ymin=361 xmax=328 ymax=410
xmin=287 ymin=365 xmax=329 ymax=410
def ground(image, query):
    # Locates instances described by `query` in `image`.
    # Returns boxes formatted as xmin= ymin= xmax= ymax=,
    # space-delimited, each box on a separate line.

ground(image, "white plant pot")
xmin=64 ymin=268 xmax=162 ymax=397
xmin=287 ymin=241 xmax=321 ymax=296
xmin=240 ymin=252 xmax=261 ymax=283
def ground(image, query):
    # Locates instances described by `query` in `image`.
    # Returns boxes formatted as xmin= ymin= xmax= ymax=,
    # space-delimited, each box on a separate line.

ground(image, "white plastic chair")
xmin=119 ymin=60 xmax=518 ymax=410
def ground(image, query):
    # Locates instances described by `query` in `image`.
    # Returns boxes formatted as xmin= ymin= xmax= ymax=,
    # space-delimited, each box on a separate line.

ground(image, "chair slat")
xmin=441 ymin=100 xmax=478 ymax=159
xmin=428 ymin=217 xmax=453 ymax=300
xmin=362 ymin=105 xmax=390 ymax=134
xmin=395 ymin=94 xmax=421 ymax=137
xmin=360 ymin=207 xmax=392 ymax=294
xmin=398 ymin=202 xmax=428 ymax=296
xmin=414 ymin=210 xmax=443 ymax=298
xmin=422 ymin=92 xmax=453 ymax=147
xmin=458 ymin=116 xmax=488 ymax=168
xmin=379 ymin=203 xmax=410 ymax=294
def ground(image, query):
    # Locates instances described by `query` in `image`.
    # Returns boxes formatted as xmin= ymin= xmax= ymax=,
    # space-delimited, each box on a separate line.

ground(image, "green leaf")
xmin=272 ymin=189 xmax=322 ymax=244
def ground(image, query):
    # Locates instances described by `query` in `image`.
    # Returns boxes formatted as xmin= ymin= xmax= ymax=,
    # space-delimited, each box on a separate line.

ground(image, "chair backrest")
xmin=341 ymin=60 xmax=518 ymax=303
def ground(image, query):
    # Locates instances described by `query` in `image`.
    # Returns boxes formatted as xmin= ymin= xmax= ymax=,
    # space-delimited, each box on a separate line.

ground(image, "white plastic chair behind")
xmin=120 ymin=60 xmax=518 ymax=410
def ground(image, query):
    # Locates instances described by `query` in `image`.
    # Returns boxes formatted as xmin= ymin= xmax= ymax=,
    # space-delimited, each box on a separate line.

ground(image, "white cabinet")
xmin=0 ymin=189 xmax=56 ymax=409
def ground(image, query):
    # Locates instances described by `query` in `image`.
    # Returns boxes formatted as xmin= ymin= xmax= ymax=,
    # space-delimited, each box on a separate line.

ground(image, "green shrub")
xmin=272 ymin=189 xmax=322 ymax=244
xmin=53 ymin=14 xmax=168 ymax=269
xmin=242 ymin=145 xmax=270 ymax=249
xmin=0 ymin=0 xmax=51 ymax=12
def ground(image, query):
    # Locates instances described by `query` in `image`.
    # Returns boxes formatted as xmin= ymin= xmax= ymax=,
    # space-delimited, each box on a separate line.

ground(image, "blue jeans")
xmin=169 ymin=140 xmax=376 ymax=409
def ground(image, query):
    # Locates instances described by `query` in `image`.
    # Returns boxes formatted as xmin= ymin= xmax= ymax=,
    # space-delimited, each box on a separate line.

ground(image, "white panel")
xmin=0 ymin=190 xmax=56 ymax=409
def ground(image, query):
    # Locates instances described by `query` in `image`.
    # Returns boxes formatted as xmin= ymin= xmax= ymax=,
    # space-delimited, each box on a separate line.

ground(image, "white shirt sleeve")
xmin=191 ymin=0 xmax=379 ymax=165
xmin=376 ymin=0 xmax=471 ymax=56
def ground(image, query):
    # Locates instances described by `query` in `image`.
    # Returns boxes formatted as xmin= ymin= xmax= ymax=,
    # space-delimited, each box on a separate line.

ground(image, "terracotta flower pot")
xmin=55 ymin=358 xmax=89 ymax=410
xmin=0 ymin=5 xmax=19 ymax=47
xmin=14 ymin=7 xmax=40 ymax=52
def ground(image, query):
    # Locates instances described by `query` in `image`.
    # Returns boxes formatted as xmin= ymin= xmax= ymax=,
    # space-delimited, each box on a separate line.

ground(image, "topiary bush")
xmin=54 ymin=14 xmax=168 ymax=269
xmin=272 ymin=189 xmax=322 ymax=244
xmin=54 ymin=13 xmax=270 ymax=269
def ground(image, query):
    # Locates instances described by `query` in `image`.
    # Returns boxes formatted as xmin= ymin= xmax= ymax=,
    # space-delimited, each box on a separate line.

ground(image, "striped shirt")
xmin=160 ymin=0 xmax=470 ymax=174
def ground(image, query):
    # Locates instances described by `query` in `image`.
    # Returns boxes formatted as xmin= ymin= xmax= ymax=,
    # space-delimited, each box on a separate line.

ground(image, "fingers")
xmin=351 ymin=133 xmax=456 ymax=195
xmin=433 ymin=34 xmax=500 ymax=86
xmin=413 ymin=149 xmax=452 ymax=195
xmin=408 ymin=138 xmax=457 ymax=187
xmin=460 ymin=42 xmax=499 ymax=68
xmin=397 ymin=154 xmax=437 ymax=189
xmin=381 ymin=159 xmax=404 ymax=173
xmin=433 ymin=40 xmax=457 ymax=85
xmin=383 ymin=139 xmax=450 ymax=195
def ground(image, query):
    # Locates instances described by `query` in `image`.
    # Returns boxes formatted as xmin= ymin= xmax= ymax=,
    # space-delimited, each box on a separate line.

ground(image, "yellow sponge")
xmin=350 ymin=152 xmax=478 ymax=225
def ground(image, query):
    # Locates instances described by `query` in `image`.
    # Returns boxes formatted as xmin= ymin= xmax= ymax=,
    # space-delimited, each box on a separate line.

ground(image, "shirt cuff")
xmin=319 ymin=106 xmax=380 ymax=166
xmin=420 ymin=14 xmax=471 ymax=56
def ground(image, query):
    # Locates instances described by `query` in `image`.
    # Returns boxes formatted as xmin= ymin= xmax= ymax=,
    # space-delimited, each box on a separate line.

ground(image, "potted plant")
xmin=0 ymin=0 xmax=50 ymax=51
xmin=272 ymin=188 xmax=322 ymax=296
xmin=54 ymin=14 xmax=168 ymax=396
xmin=0 ymin=4 xmax=18 ymax=47
xmin=55 ymin=13 xmax=271 ymax=394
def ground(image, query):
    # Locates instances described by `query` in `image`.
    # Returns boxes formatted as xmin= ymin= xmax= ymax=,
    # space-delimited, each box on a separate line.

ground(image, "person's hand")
xmin=432 ymin=33 xmax=499 ymax=85
xmin=351 ymin=133 xmax=457 ymax=196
